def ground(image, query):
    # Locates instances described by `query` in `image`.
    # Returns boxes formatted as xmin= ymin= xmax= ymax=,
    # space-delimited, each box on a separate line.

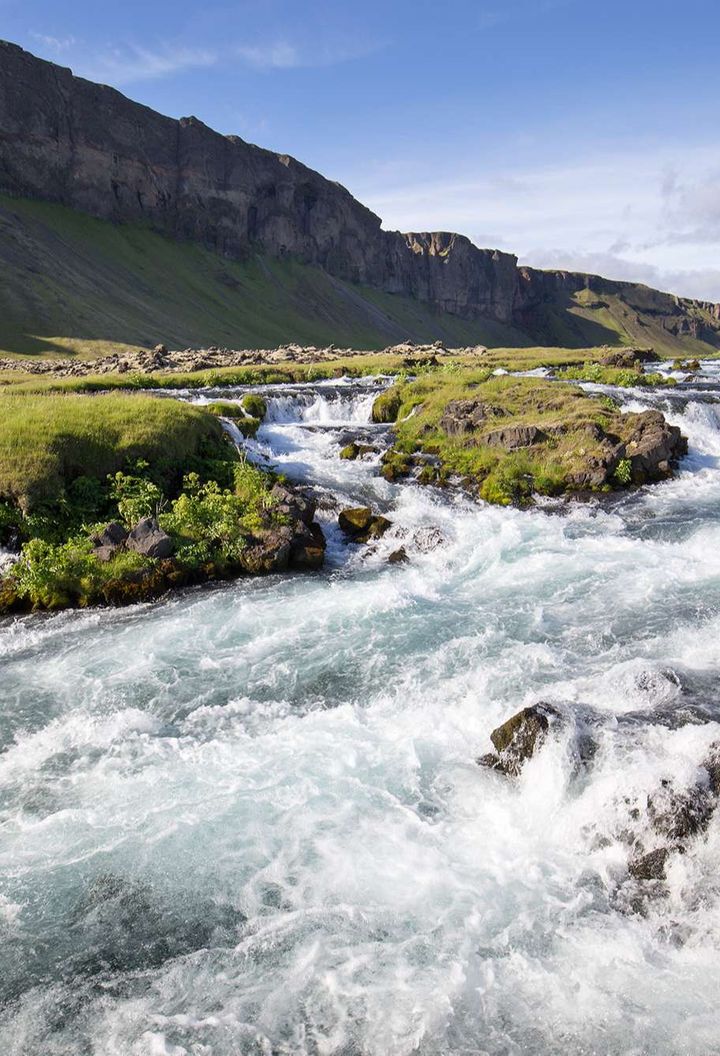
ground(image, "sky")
xmin=3 ymin=0 xmax=720 ymax=300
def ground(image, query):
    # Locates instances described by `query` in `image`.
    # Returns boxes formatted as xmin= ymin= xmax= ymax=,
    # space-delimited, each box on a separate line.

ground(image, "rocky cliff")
xmin=1 ymin=38 xmax=719 ymax=351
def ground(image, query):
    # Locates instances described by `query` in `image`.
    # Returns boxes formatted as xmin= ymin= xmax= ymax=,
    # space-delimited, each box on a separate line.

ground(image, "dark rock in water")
xmin=483 ymin=424 xmax=548 ymax=450
xmin=624 ymin=410 xmax=687 ymax=483
xmin=704 ymin=743 xmax=720 ymax=796
xmin=338 ymin=507 xmax=392 ymax=543
xmin=289 ymin=521 xmax=326 ymax=571
xmin=479 ymin=702 xmax=561 ymax=776
xmin=439 ymin=399 xmax=507 ymax=437
xmin=565 ymin=426 xmax=625 ymax=489
xmin=127 ymin=517 xmax=174 ymax=560
xmin=600 ymin=347 xmax=658 ymax=368
xmin=339 ymin=441 xmax=378 ymax=460
xmin=628 ymin=847 xmax=670 ymax=881
xmin=647 ymin=778 xmax=716 ymax=843
xmin=239 ymin=526 xmax=294 ymax=574
xmin=387 ymin=547 xmax=408 ymax=564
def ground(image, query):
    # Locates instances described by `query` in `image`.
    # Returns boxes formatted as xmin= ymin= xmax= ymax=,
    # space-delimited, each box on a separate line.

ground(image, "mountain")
xmin=1 ymin=39 xmax=719 ymax=358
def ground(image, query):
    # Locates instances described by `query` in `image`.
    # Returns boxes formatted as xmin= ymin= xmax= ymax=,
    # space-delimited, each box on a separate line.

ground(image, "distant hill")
xmin=0 ymin=40 xmax=718 ymax=358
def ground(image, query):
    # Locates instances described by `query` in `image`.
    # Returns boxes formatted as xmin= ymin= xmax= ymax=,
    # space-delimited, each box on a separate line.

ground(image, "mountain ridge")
xmin=1 ymin=38 xmax=719 ymax=356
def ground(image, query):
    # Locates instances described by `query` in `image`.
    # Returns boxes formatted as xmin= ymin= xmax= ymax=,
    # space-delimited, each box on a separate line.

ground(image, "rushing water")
xmin=2 ymin=369 xmax=720 ymax=1055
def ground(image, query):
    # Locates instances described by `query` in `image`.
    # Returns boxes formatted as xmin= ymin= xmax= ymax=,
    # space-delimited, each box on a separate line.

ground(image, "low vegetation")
xmin=0 ymin=390 xmax=289 ymax=612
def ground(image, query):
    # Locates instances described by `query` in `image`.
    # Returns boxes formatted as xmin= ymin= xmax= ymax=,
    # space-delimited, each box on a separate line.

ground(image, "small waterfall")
xmin=263 ymin=384 xmax=380 ymax=425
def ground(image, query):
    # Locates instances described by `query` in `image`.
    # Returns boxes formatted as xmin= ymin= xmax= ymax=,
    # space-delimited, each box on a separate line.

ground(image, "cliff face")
xmin=0 ymin=38 xmax=718 ymax=349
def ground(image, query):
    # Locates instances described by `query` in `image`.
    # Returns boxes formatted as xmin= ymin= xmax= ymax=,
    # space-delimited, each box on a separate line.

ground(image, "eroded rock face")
xmin=478 ymin=703 xmax=561 ymax=777
xmin=127 ymin=518 xmax=174 ymax=560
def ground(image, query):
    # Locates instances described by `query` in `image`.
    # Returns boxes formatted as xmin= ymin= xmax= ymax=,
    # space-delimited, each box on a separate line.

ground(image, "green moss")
xmin=241 ymin=393 xmax=268 ymax=419
xmin=557 ymin=363 xmax=675 ymax=387
xmin=372 ymin=386 xmax=405 ymax=423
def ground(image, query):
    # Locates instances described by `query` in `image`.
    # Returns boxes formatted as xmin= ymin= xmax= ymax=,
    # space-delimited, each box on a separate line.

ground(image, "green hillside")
xmin=0 ymin=195 xmax=530 ymax=358
xmin=1 ymin=194 xmax=718 ymax=359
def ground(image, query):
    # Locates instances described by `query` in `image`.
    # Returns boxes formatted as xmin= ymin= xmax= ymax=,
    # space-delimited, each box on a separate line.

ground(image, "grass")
xmin=375 ymin=369 xmax=649 ymax=503
xmin=0 ymin=391 xmax=226 ymax=511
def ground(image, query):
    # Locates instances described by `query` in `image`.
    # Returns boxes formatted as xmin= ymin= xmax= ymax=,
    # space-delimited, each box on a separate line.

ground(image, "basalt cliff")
xmin=1 ymin=39 xmax=719 ymax=355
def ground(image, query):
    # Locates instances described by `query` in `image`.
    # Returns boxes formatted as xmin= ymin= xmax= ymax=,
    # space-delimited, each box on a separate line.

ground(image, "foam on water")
xmin=2 ymin=371 xmax=720 ymax=1053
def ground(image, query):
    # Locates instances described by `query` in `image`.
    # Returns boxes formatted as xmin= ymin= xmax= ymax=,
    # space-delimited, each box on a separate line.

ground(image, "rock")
xmin=339 ymin=442 xmax=377 ymax=460
xmin=479 ymin=703 xmax=561 ymax=777
xmin=91 ymin=522 xmax=128 ymax=561
xmin=126 ymin=518 xmax=174 ymax=560
xmin=600 ymin=347 xmax=659 ymax=367
xmin=387 ymin=547 xmax=408 ymax=564
xmin=703 ymin=743 xmax=720 ymax=796
xmin=338 ymin=507 xmax=392 ymax=542
xmin=647 ymin=778 xmax=717 ymax=843
xmin=270 ymin=483 xmax=316 ymax=526
xmin=624 ymin=410 xmax=687 ymax=483
xmin=439 ymin=399 xmax=507 ymax=437
xmin=483 ymin=424 xmax=548 ymax=450
xmin=153 ymin=343 xmax=167 ymax=355
xmin=239 ymin=526 xmax=293 ymax=574
xmin=289 ymin=521 xmax=326 ymax=571
xmin=628 ymin=847 xmax=670 ymax=882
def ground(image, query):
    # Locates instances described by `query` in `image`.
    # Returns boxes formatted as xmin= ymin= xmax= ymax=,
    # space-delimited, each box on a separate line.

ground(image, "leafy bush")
xmin=109 ymin=463 xmax=164 ymax=526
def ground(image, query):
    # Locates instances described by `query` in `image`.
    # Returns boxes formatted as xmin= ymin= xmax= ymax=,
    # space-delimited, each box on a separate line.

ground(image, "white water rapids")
xmin=2 ymin=370 xmax=720 ymax=1054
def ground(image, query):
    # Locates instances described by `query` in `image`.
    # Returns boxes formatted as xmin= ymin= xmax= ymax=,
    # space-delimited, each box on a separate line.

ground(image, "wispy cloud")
xmin=235 ymin=41 xmax=301 ymax=69
xmin=31 ymin=32 xmax=76 ymax=53
xmin=76 ymin=43 xmax=218 ymax=86
xmin=359 ymin=144 xmax=720 ymax=301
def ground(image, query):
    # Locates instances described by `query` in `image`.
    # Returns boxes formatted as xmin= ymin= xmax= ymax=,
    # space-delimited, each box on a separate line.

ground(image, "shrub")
xmin=614 ymin=458 xmax=632 ymax=485
xmin=109 ymin=463 xmax=164 ymax=526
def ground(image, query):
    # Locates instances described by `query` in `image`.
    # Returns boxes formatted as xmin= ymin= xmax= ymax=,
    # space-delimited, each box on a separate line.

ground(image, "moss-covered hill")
xmin=1 ymin=194 xmax=719 ymax=360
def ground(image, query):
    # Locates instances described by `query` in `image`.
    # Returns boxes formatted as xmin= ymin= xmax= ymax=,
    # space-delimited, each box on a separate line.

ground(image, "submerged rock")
xmin=338 ymin=507 xmax=392 ymax=542
xmin=478 ymin=702 xmax=561 ymax=776
xmin=628 ymin=847 xmax=671 ymax=882
xmin=127 ymin=517 xmax=174 ymax=560
xmin=387 ymin=547 xmax=408 ymax=564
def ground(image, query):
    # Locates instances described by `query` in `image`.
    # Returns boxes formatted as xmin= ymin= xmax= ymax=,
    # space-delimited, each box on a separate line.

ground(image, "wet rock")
xmin=565 ymin=426 xmax=625 ymax=489
xmin=387 ymin=547 xmax=408 ymax=564
xmin=339 ymin=441 xmax=378 ymax=460
xmin=703 ymin=742 xmax=720 ymax=795
xmin=239 ymin=526 xmax=294 ymax=574
xmin=338 ymin=507 xmax=392 ymax=542
xmin=127 ymin=518 xmax=174 ymax=560
xmin=479 ymin=702 xmax=561 ymax=777
xmin=289 ymin=521 xmax=326 ymax=571
xmin=439 ymin=399 xmax=507 ymax=437
xmin=624 ymin=410 xmax=687 ymax=483
xmin=483 ymin=424 xmax=548 ymax=450
xmin=647 ymin=778 xmax=716 ymax=843
xmin=628 ymin=847 xmax=670 ymax=881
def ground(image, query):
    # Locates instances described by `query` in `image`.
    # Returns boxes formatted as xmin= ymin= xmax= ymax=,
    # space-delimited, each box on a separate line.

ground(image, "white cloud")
xmin=358 ymin=144 xmax=720 ymax=302
xmin=30 ymin=32 xmax=76 ymax=53
xmin=76 ymin=44 xmax=218 ymax=86
xmin=235 ymin=41 xmax=301 ymax=69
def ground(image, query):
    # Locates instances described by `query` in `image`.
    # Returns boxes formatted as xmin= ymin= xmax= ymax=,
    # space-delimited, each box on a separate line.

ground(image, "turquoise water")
xmin=1 ymin=372 xmax=720 ymax=1054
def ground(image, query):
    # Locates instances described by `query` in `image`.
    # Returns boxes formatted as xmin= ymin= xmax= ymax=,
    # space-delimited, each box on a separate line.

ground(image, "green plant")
xmin=614 ymin=458 xmax=632 ymax=485
xmin=109 ymin=463 xmax=163 ymax=526
xmin=241 ymin=393 xmax=268 ymax=419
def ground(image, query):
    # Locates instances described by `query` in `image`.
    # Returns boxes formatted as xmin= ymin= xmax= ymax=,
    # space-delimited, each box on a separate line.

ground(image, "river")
xmin=1 ymin=366 xmax=720 ymax=1054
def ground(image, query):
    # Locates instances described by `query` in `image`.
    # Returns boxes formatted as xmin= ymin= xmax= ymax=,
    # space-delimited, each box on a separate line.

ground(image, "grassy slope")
xmin=0 ymin=391 xmax=225 ymax=509
xmin=0 ymin=195 xmax=528 ymax=357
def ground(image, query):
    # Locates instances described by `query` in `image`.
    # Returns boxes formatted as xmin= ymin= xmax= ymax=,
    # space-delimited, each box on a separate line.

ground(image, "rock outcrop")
xmin=1 ymin=39 xmax=719 ymax=349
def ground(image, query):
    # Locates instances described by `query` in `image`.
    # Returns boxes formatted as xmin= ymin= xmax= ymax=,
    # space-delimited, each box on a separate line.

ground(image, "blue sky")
xmin=3 ymin=0 xmax=720 ymax=299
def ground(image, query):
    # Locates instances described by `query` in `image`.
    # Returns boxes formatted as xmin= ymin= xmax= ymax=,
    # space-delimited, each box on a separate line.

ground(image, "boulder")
xmin=439 ymin=399 xmax=507 ymax=437
xmin=483 ymin=424 xmax=548 ymax=450
xmin=601 ymin=347 xmax=659 ymax=367
xmin=91 ymin=522 xmax=128 ymax=561
xmin=239 ymin=526 xmax=293 ymax=574
xmin=126 ymin=518 xmax=174 ymax=560
xmin=270 ymin=483 xmax=316 ymax=526
xmin=478 ymin=703 xmax=561 ymax=777
xmin=338 ymin=507 xmax=392 ymax=542
xmin=647 ymin=778 xmax=716 ymax=843
xmin=624 ymin=410 xmax=687 ymax=483
xmin=289 ymin=521 xmax=326 ymax=571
